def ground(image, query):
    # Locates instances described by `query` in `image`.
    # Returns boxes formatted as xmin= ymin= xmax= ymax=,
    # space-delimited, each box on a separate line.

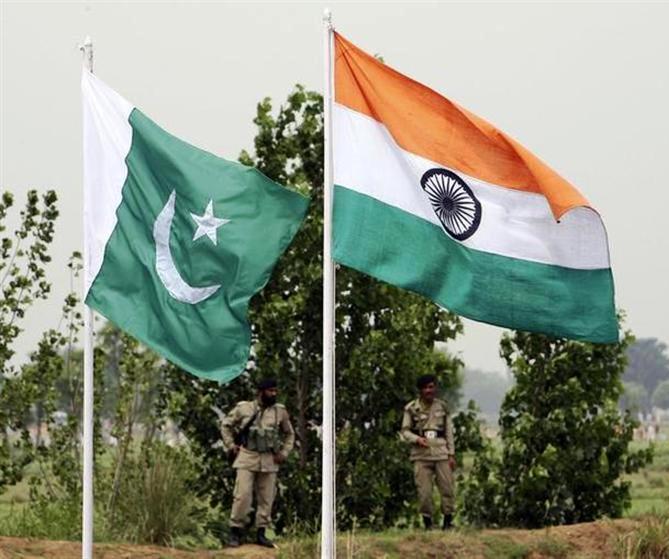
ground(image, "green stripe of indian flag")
xmin=333 ymin=104 xmax=617 ymax=342
xmin=82 ymin=71 xmax=134 ymax=294
xmin=334 ymin=186 xmax=616 ymax=342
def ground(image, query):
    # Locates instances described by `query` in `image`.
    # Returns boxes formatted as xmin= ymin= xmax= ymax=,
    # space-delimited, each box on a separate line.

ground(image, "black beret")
xmin=416 ymin=374 xmax=437 ymax=389
xmin=256 ymin=378 xmax=278 ymax=391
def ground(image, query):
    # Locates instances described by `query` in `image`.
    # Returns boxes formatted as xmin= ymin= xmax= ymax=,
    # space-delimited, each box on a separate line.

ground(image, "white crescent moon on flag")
xmin=153 ymin=190 xmax=221 ymax=304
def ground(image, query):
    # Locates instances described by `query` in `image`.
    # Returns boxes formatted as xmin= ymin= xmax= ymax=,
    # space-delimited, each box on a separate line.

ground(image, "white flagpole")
xmin=79 ymin=35 xmax=95 ymax=559
xmin=321 ymin=9 xmax=336 ymax=559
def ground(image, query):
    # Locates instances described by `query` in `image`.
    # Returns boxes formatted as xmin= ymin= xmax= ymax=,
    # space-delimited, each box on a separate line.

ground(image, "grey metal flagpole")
xmin=78 ymin=35 xmax=95 ymax=559
xmin=321 ymin=8 xmax=336 ymax=559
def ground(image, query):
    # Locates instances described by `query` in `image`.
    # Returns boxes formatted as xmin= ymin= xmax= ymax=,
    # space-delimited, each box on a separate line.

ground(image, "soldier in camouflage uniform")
xmin=221 ymin=378 xmax=295 ymax=548
xmin=400 ymin=374 xmax=456 ymax=530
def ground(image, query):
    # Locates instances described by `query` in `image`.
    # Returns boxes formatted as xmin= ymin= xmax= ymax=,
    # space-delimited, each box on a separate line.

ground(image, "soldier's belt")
xmin=411 ymin=429 xmax=445 ymax=439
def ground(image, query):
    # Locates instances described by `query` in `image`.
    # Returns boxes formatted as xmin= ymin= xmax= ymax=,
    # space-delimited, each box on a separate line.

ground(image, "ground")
xmin=0 ymin=519 xmax=643 ymax=558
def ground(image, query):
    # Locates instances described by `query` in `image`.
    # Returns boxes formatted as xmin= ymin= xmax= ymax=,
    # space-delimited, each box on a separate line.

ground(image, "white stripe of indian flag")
xmin=334 ymin=104 xmax=610 ymax=271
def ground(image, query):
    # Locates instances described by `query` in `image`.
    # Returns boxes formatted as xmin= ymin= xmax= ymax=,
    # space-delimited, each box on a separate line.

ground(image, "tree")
xmin=459 ymin=325 xmax=653 ymax=528
xmin=0 ymin=189 xmax=59 ymax=492
xmin=652 ymin=379 xmax=669 ymax=409
xmin=0 ymin=248 xmax=112 ymax=539
xmin=162 ymin=85 xmax=464 ymax=532
xmin=624 ymin=338 xmax=669 ymax=396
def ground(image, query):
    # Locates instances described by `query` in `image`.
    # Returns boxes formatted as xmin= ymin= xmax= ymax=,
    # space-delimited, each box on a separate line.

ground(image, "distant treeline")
xmin=461 ymin=368 xmax=513 ymax=420
xmin=463 ymin=337 xmax=669 ymax=420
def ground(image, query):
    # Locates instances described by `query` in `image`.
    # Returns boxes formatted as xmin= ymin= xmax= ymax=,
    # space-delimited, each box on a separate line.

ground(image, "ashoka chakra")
xmin=420 ymin=168 xmax=482 ymax=241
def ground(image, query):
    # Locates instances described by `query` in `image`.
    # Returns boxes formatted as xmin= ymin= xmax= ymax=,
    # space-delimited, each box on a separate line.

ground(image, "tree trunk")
xmin=107 ymin=384 xmax=139 ymax=516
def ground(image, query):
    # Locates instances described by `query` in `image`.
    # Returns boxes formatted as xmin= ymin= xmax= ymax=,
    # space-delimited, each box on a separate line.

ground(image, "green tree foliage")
xmin=161 ymin=85 xmax=464 ymax=532
xmin=11 ymin=254 xmax=106 ymax=534
xmin=0 ymin=249 xmax=110 ymax=540
xmin=452 ymin=400 xmax=488 ymax=465
xmin=0 ymin=191 xmax=216 ymax=545
xmin=459 ymin=327 xmax=653 ymax=528
xmin=0 ymin=189 xmax=59 ymax=492
xmin=651 ymin=379 xmax=669 ymax=409
xmin=101 ymin=326 xmax=165 ymax=522
xmin=624 ymin=338 xmax=669 ymax=397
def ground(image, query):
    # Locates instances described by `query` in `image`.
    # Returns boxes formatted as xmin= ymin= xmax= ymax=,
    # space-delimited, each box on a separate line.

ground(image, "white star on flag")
xmin=190 ymin=200 xmax=230 ymax=245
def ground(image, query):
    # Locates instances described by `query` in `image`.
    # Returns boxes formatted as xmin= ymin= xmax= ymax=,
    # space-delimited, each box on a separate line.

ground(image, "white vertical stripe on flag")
xmin=82 ymin=71 xmax=134 ymax=294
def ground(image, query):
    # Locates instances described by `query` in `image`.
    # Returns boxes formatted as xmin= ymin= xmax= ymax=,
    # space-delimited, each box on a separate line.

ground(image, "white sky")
xmin=1 ymin=2 xmax=668 ymax=374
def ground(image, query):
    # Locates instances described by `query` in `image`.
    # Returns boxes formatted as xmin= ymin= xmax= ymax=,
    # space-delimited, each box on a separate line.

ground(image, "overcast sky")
xmin=1 ymin=1 xmax=668 ymax=374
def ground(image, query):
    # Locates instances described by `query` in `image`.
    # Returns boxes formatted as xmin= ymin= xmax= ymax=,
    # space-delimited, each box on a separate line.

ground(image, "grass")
xmin=624 ymin=440 xmax=669 ymax=518
xmin=0 ymin=439 xmax=667 ymax=555
xmin=616 ymin=516 xmax=669 ymax=558
xmin=533 ymin=536 xmax=572 ymax=558
xmin=273 ymin=528 xmax=579 ymax=559
xmin=0 ymin=462 xmax=35 ymax=519
xmin=481 ymin=535 xmax=531 ymax=558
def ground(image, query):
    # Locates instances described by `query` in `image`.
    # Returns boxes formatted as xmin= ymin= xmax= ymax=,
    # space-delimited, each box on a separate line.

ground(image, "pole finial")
xmin=323 ymin=8 xmax=332 ymax=28
xmin=78 ymin=35 xmax=94 ymax=73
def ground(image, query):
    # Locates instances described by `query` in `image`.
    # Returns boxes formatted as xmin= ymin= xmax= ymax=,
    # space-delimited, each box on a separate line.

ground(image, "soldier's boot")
xmin=442 ymin=514 xmax=453 ymax=530
xmin=256 ymin=527 xmax=275 ymax=548
xmin=422 ymin=515 xmax=433 ymax=530
xmin=228 ymin=526 xmax=243 ymax=547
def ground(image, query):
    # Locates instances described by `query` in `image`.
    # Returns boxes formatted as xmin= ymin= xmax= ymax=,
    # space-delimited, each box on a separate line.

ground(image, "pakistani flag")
xmin=82 ymin=70 xmax=309 ymax=383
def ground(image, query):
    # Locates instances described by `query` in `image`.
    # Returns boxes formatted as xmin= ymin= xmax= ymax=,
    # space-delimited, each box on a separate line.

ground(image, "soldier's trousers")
xmin=413 ymin=459 xmax=454 ymax=517
xmin=230 ymin=469 xmax=277 ymax=529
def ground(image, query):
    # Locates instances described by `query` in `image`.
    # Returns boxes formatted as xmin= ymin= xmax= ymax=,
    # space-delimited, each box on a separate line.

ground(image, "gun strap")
xmin=238 ymin=407 xmax=260 ymax=442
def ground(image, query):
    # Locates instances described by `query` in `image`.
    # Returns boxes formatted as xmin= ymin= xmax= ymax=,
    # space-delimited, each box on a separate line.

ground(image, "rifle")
xmin=228 ymin=407 xmax=260 ymax=461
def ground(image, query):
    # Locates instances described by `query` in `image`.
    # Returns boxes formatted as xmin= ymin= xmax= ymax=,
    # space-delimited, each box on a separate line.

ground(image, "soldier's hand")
xmin=416 ymin=437 xmax=429 ymax=448
xmin=227 ymin=445 xmax=240 ymax=461
xmin=273 ymin=453 xmax=286 ymax=464
xmin=448 ymin=456 xmax=456 ymax=470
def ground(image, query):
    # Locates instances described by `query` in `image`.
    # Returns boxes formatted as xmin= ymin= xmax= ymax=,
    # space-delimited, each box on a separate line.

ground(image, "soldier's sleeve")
xmin=220 ymin=403 xmax=242 ymax=451
xmin=400 ymin=404 xmax=419 ymax=444
xmin=278 ymin=407 xmax=295 ymax=458
xmin=444 ymin=403 xmax=455 ymax=456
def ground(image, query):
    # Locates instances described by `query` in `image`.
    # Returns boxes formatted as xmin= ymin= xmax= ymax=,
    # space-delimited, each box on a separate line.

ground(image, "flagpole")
xmin=321 ymin=8 xmax=336 ymax=559
xmin=79 ymin=35 xmax=94 ymax=559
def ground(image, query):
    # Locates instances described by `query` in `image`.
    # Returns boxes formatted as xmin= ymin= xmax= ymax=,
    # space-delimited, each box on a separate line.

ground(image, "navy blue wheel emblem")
xmin=420 ymin=168 xmax=482 ymax=241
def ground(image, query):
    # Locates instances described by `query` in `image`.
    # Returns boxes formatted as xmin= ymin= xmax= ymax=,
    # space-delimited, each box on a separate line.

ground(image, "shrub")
xmin=459 ymin=326 xmax=653 ymax=528
xmin=102 ymin=443 xmax=213 ymax=546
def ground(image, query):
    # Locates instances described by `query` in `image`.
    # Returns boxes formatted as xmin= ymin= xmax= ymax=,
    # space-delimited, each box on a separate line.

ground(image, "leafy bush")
xmin=1 ymin=189 xmax=60 ymax=492
xmin=459 ymin=327 xmax=653 ymax=528
xmin=453 ymin=399 xmax=488 ymax=464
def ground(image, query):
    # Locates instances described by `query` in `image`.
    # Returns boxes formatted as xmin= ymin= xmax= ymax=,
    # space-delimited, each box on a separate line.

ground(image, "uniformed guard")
xmin=400 ymin=374 xmax=456 ymax=530
xmin=221 ymin=378 xmax=295 ymax=548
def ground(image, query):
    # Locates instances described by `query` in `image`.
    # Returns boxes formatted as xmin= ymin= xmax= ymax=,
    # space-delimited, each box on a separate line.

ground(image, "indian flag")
xmin=332 ymin=33 xmax=617 ymax=343
xmin=82 ymin=70 xmax=309 ymax=382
